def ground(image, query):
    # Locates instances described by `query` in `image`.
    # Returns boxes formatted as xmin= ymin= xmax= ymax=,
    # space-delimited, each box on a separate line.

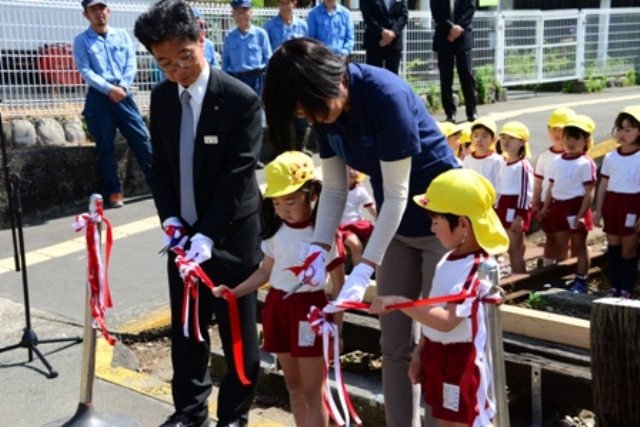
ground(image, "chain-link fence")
xmin=1 ymin=0 xmax=639 ymax=117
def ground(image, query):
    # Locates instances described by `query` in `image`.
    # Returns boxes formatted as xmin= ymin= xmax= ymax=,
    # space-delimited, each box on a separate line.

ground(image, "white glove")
xmin=336 ymin=263 xmax=375 ymax=305
xmin=185 ymin=233 xmax=213 ymax=264
xmin=162 ymin=217 xmax=188 ymax=251
xmin=299 ymin=244 xmax=328 ymax=287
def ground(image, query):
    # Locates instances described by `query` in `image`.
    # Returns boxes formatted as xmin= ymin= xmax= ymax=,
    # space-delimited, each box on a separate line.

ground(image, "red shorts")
xmin=495 ymin=195 xmax=532 ymax=232
xmin=545 ymin=197 xmax=592 ymax=233
xmin=422 ymin=337 xmax=477 ymax=424
xmin=338 ymin=220 xmax=374 ymax=242
xmin=602 ymin=192 xmax=640 ymax=237
xmin=261 ymin=288 xmax=328 ymax=357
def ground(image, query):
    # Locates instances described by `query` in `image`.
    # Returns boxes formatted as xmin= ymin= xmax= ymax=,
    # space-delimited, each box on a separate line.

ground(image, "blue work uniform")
xmin=73 ymin=26 xmax=152 ymax=197
xmin=222 ymin=25 xmax=272 ymax=95
xmin=307 ymin=3 xmax=355 ymax=56
xmin=316 ymin=64 xmax=459 ymax=236
xmin=263 ymin=14 xmax=308 ymax=51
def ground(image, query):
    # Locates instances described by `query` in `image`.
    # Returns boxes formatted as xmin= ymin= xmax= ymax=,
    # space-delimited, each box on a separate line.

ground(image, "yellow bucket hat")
xmin=548 ymin=107 xmax=576 ymax=128
xmin=459 ymin=123 xmax=472 ymax=144
xmin=471 ymin=117 xmax=498 ymax=137
xmin=565 ymin=114 xmax=596 ymax=134
xmin=499 ymin=121 xmax=531 ymax=158
xmin=413 ymin=169 xmax=509 ymax=255
xmin=264 ymin=151 xmax=315 ymax=198
xmin=619 ymin=106 xmax=640 ymax=123
xmin=437 ymin=121 xmax=464 ymax=139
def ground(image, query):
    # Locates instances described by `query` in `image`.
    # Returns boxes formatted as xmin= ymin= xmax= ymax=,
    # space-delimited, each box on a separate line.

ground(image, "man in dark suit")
xmin=134 ymin=1 xmax=262 ymax=426
xmin=431 ymin=0 xmax=478 ymax=123
xmin=361 ymin=0 xmax=408 ymax=74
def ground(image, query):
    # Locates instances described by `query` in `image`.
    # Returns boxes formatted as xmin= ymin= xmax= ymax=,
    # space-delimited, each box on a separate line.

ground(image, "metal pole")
xmin=478 ymin=258 xmax=510 ymax=427
xmin=79 ymin=193 xmax=102 ymax=405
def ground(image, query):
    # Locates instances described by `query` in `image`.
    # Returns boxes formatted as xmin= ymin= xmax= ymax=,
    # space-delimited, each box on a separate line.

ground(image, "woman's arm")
xmin=312 ymin=156 xmax=349 ymax=249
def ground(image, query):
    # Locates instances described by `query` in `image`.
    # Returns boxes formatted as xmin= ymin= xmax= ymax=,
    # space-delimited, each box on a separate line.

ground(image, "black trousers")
xmin=437 ymin=47 xmax=477 ymax=118
xmin=167 ymin=254 xmax=260 ymax=422
xmin=366 ymin=46 xmax=402 ymax=75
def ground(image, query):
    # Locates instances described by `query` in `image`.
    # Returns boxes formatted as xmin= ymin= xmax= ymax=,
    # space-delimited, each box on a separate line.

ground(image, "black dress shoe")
xmin=215 ymin=419 xmax=247 ymax=427
xmin=444 ymin=115 xmax=456 ymax=123
xmin=159 ymin=412 xmax=210 ymax=427
xmin=467 ymin=112 xmax=478 ymax=122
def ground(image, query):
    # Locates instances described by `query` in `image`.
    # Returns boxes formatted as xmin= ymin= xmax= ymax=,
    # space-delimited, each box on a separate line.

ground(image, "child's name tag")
xmin=298 ymin=321 xmax=315 ymax=347
xmin=442 ymin=383 xmax=460 ymax=412
xmin=506 ymin=208 xmax=516 ymax=223
xmin=625 ymin=213 xmax=637 ymax=228
xmin=567 ymin=215 xmax=577 ymax=229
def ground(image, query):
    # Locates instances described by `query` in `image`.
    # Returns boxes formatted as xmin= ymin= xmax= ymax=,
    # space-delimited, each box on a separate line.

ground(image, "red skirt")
xmin=602 ymin=191 xmax=640 ymax=236
xmin=338 ymin=219 xmax=374 ymax=242
xmin=545 ymin=196 xmax=592 ymax=233
xmin=495 ymin=195 xmax=532 ymax=232
xmin=261 ymin=287 xmax=328 ymax=357
xmin=422 ymin=337 xmax=477 ymax=424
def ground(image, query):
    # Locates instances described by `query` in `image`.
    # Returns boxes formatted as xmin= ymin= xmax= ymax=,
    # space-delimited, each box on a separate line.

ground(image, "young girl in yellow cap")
xmin=495 ymin=121 xmax=533 ymax=274
xmin=370 ymin=168 xmax=509 ymax=427
xmin=532 ymin=108 xmax=576 ymax=266
xmin=462 ymin=117 xmax=504 ymax=191
xmin=538 ymin=115 xmax=597 ymax=294
xmin=593 ymin=106 xmax=640 ymax=298
xmin=213 ymin=151 xmax=344 ymax=427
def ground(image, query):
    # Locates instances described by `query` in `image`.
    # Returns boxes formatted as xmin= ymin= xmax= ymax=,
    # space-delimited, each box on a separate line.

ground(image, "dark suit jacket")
xmin=150 ymin=66 xmax=263 ymax=284
xmin=361 ymin=0 xmax=408 ymax=51
xmin=431 ymin=0 xmax=475 ymax=52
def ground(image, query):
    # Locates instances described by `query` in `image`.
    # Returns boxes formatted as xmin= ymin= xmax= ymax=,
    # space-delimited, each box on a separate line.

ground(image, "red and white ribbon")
xmin=172 ymin=247 xmax=251 ymax=386
xmin=328 ymin=280 xmax=501 ymax=427
xmin=307 ymin=306 xmax=362 ymax=426
xmin=73 ymin=201 xmax=115 ymax=345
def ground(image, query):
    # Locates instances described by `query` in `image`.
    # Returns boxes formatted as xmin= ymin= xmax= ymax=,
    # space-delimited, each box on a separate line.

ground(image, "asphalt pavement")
xmin=1 ymin=86 xmax=639 ymax=426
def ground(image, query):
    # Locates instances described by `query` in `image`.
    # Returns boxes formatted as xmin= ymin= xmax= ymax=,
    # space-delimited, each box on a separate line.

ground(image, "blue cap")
xmin=190 ymin=6 xmax=201 ymax=18
xmin=82 ymin=0 xmax=106 ymax=7
xmin=231 ymin=0 xmax=252 ymax=8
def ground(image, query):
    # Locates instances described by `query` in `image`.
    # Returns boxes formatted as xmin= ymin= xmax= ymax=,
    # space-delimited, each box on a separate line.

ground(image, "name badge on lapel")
xmin=204 ymin=135 xmax=218 ymax=144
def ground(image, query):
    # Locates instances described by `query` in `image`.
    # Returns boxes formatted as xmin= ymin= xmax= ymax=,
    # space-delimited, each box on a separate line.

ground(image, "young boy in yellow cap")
xmin=495 ymin=121 xmax=533 ymax=274
xmin=538 ymin=115 xmax=597 ymax=294
xmin=593 ymin=106 xmax=640 ymax=298
xmin=370 ymin=168 xmax=509 ymax=427
xmin=462 ymin=117 xmax=504 ymax=191
xmin=437 ymin=122 xmax=465 ymax=165
xmin=532 ymin=108 xmax=576 ymax=266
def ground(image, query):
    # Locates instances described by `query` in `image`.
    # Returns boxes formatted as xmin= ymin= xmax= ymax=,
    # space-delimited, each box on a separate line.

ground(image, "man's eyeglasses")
xmin=158 ymin=52 xmax=196 ymax=72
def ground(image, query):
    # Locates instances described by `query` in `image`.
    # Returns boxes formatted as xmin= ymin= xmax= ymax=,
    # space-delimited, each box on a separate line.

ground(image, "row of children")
xmin=438 ymin=106 xmax=640 ymax=298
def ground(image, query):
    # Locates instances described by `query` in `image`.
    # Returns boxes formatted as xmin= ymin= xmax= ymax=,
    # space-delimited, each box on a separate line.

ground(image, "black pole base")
xmin=0 ymin=328 xmax=82 ymax=379
xmin=42 ymin=403 xmax=140 ymax=427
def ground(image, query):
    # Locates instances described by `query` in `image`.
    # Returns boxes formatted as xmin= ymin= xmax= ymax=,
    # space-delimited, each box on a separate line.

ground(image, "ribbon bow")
xmin=307 ymin=306 xmax=363 ymax=426
xmin=73 ymin=201 xmax=115 ymax=345
xmin=172 ymin=247 xmax=251 ymax=386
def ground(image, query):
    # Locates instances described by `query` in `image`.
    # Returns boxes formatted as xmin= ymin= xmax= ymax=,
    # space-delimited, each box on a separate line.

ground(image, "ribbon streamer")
xmin=172 ymin=247 xmax=251 ymax=386
xmin=73 ymin=200 xmax=115 ymax=345
xmin=307 ymin=306 xmax=363 ymax=426
xmin=321 ymin=282 xmax=501 ymax=427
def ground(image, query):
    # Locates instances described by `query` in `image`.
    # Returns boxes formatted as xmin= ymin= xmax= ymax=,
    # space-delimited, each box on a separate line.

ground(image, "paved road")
xmin=1 ymin=86 xmax=638 ymax=426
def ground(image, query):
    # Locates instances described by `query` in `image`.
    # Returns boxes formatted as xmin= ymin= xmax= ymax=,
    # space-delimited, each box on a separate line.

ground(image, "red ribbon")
xmin=172 ymin=247 xmax=251 ymax=386
xmin=73 ymin=200 xmax=115 ymax=345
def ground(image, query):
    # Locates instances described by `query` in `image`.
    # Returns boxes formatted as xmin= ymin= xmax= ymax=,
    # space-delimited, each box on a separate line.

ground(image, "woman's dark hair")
xmin=425 ymin=210 xmax=461 ymax=232
xmin=614 ymin=112 xmax=640 ymax=145
xmin=261 ymin=179 xmax=324 ymax=239
xmin=134 ymin=0 xmax=201 ymax=54
xmin=263 ymin=38 xmax=348 ymax=152
xmin=563 ymin=126 xmax=591 ymax=152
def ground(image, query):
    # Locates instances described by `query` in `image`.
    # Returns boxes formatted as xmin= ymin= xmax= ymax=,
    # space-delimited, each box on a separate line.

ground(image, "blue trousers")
xmin=83 ymin=88 xmax=152 ymax=196
xmin=233 ymin=74 xmax=263 ymax=97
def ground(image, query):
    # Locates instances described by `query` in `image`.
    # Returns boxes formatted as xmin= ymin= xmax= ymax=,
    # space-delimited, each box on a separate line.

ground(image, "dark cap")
xmin=231 ymin=0 xmax=252 ymax=8
xmin=82 ymin=0 xmax=107 ymax=8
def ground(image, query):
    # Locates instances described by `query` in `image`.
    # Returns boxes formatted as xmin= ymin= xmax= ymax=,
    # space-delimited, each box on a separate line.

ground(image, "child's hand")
xmin=537 ymin=207 xmax=548 ymax=221
xmin=575 ymin=215 xmax=586 ymax=229
xmin=593 ymin=211 xmax=602 ymax=227
xmin=531 ymin=203 xmax=540 ymax=219
xmin=509 ymin=216 xmax=523 ymax=233
xmin=408 ymin=348 xmax=424 ymax=385
xmin=212 ymin=285 xmax=232 ymax=299
xmin=369 ymin=296 xmax=403 ymax=315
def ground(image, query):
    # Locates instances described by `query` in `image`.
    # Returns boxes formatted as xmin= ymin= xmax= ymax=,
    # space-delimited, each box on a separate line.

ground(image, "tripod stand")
xmin=0 ymin=108 xmax=82 ymax=379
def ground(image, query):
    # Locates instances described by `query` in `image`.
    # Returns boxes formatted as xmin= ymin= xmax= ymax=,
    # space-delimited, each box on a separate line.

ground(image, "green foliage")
xmin=426 ymin=84 xmax=441 ymax=113
xmin=524 ymin=292 xmax=548 ymax=311
xmin=475 ymin=65 xmax=502 ymax=105
xmin=626 ymin=68 xmax=637 ymax=87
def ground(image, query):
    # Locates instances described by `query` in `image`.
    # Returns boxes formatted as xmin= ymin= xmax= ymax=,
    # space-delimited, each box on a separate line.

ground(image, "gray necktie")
xmin=180 ymin=90 xmax=197 ymax=225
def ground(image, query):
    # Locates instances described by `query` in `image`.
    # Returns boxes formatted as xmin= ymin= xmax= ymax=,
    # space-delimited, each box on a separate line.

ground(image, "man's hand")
xmin=447 ymin=25 xmax=464 ymax=42
xmin=108 ymin=86 xmax=127 ymax=103
xmin=380 ymin=28 xmax=396 ymax=46
xmin=185 ymin=233 xmax=213 ymax=264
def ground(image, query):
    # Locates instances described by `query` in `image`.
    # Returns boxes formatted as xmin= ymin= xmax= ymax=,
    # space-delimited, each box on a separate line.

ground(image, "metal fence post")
xmin=494 ymin=12 xmax=505 ymax=87
xmin=478 ymin=258 xmax=510 ymax=427
xmin=576 ymin=10 xmax=587 ymax=80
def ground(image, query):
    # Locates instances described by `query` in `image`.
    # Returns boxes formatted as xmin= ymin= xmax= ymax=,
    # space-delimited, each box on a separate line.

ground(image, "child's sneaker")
xmin=570 ymin=278 xmax=588 ymax=294
xmin=620 ymin=290 xmax=632 ymax=299
xmin=607 ymin=287 xmax=620 ymax=297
